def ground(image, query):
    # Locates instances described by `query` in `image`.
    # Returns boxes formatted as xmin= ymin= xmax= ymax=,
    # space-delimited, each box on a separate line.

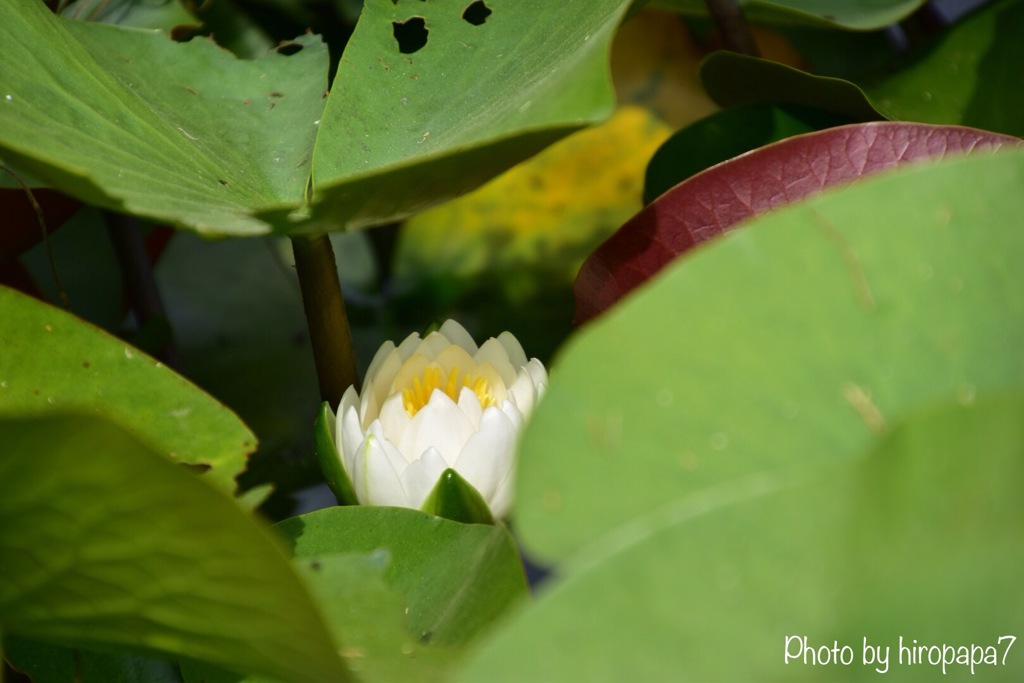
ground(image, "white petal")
xmin=387 ymin=353 xmax=431 ymax=397
xmin=438 ymin=319 xmax=478 ymax=354
xmin=352 ymin=432 xmax=409 ymax=507
xmin=499 ymin=399 xmax=525 ymax=433
xmin=378 ymin=393 xmax=414 ymax=463
xmin=524 ymin=358 xmax=549 ymax=394
xmin=457 ymin=385 xmax=483 ymax=431
xmin=489 ymin=466 xmax=515 ymax=519
xmin=472 ymin=362 xmax=508 ymax=404
xmin=453 ymin=406 xmax=516 ymax=503
xmin=506 ymin=368 xmax=538 ymax=417
xmin=363 ymin=340 xmax=396 ymax=389
xmin=475 ymin=337 xmax=517 ymax=386
xmin=399 ymin=390 xmax=474 ymax=467
xmin=339 ymin=390 xmax=367 ymax=478
xmin=496 ymin=331 xmax=528 ymax=370
xmin=396 ymin=330 xmax=424 ymax=360
xmin=400 ymin=446 xmax=448 ymax=509
xmin=432 ymin=344 xmax=477 ymax=378
xmin=363 ymin=346 xmax=402 ymax=426
xmin=414 ymin=330 xmax=457 ymax=361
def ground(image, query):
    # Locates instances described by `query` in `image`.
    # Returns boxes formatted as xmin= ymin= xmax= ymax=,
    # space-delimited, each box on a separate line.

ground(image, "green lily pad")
xmin=517 ymin=147 xmax=1024 ymax=562
xmin=649 ymin=0 xmax=927 ymax=29
xmin=421 ymin=468 xmax=496 ymax=525
xmin=700 ymin=0 xmax=1024 ymax=136
xmin=0 ymin=414 xmax=349 ymax=683
xmin=865 ymin=0 xmax=1024 ymax=136
xmin=0 ymin=0 xmax=629 ymax=236
xmin=0 ymin=285 xmax=256 ymax=502
xmin=292 ymin=0 xmax=629 ymax=232
xmin=0 ymin=0 xmax=328 ymax=235
xmin=700 ymin=52 xmax=884 ymax=121
xmin=461 ymin=394 xmax=1024 ymax=680
xmin=182 ymin=551 xmax=461 ymax=683
xmin=276 ymin=506 xmax=527 ymax=647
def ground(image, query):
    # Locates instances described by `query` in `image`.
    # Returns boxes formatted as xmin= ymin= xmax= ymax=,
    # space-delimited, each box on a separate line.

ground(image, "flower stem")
xmin=704 ymin=0 xmax=760 ymax=57
xmin=291 ymin=233 xmax=359 ymax=407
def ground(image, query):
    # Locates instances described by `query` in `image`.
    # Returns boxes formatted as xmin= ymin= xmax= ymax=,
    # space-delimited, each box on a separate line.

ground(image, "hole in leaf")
xmin=393 ymin=17 xmax=428 ymax=54
xmin=180 ymin=462 xmax=212 ymax=474
xmin=276 ymin=41 xmax=304 ymax=56
xmin=462 ymin=1 xmax=492 ymax=25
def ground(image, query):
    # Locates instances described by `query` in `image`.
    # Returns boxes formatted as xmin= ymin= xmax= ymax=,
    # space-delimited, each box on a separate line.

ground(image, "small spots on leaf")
xmin=462 ymin=1 xmax=492 ymax=25
xmin=393 ymin=17 xmax=428 ymax=54
xmin=268 ymin=92 xmax=284 ymax=98
xmin=218 ymin=179 xmax=229 ymax=186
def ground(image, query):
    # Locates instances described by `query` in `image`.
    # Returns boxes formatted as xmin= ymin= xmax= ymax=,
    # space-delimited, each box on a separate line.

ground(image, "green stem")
xmin=291 ymin=234 xmax=359 ymax=407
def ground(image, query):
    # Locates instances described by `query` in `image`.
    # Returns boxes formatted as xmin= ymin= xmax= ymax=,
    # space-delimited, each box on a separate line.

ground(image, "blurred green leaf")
xmin=650 ymin=0 xmax=927 ymax=29
xmin=182 ymin=550 xmax=461 ymax=683
xmin=516 ymin=147 xmax=1024 ymax=561
xmin=0 ymin=414 xmax=349 ymax=683
xmin=276 ymin=506 xmax=528 ymax=647
xmin=61 ymin=0 xmax=198 ymax=30
xmin=461 ymin=394 xmax=1024 ymax=681
xmin=0 ymin=285 xmax=256 ymax=501
xmin=700 ymin=52 xmax=883 ymax=121
xmin=700 ymin=0 xmax=1024 ymax=136
xmin=866 ymin=0 xmax=1024 ymax=136
xmin=184 ymin=506 xmax=528 ymax=682
xmin=5 ymin=637 xmax=180 ymax=683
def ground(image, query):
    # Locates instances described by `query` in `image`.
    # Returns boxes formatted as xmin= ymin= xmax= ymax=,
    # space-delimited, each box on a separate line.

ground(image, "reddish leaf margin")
xmin=574 ymin=122 xmax=1020 ymax=323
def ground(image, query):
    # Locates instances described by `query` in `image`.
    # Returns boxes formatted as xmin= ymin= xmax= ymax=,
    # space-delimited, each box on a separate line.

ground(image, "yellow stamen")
xmin=402 ymin=365 xmax=495 ymax=416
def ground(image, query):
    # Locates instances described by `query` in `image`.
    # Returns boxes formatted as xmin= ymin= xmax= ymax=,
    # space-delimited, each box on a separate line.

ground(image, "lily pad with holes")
xmin=0 ymin=0 xmax=629 ymax=236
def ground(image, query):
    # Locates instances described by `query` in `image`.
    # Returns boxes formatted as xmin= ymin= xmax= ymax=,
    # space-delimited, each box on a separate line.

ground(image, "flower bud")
xmin=332 ymin=320 xmax=547 ymax=519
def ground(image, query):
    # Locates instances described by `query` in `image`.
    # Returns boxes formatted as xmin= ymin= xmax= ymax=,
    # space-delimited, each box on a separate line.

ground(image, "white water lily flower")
xmin=335 ymin=320 xmax=547 ymax=518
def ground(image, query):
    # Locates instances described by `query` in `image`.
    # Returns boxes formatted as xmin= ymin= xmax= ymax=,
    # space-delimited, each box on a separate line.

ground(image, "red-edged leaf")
xmin=574 ymin=122 xmax=1020 ymax=323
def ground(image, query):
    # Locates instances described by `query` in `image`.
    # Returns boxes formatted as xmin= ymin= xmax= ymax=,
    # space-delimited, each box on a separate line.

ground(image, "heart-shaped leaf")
xmin=575 ymin=122 xmax=1019 ymax=323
